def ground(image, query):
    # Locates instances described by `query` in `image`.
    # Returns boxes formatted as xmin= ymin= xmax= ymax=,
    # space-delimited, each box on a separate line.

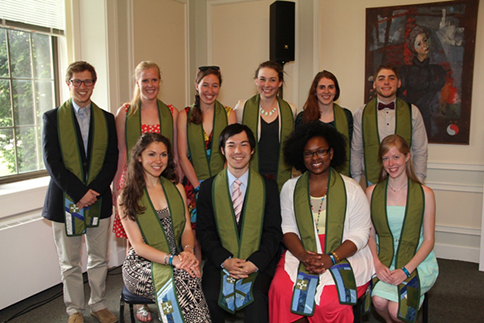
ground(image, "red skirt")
xmin=269 ymin=235 xmax=369 ymax=323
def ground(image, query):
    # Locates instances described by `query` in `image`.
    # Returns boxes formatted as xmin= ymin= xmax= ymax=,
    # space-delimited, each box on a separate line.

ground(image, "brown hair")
xmin=120 ymin=133 xmax=178 ymax=221
xmin=302 ymin=70 xmax=340 ymax=123
xmin=377 ymin=134 xmax=421 ymax=184
xmin=188 ymin=66 xmax=223 ymax=125
xmin=373 ymin=63 xmax=400 ymax=81
xmin=127 ymin=61 xmax=161 ymax=118
xmin=406 ymin=25 xmax=430 ymax=54
xmin=254 ymin=61 xmax=284 ymax=97
xmin=65 ymin=61 xmax=97 ymax=83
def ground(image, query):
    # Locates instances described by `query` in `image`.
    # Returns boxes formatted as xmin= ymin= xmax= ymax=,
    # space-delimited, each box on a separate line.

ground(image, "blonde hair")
xmin=377 ymin=135 xmax=422 ymax=184
xmin=127 ymin=61 xmax=161 ymax=117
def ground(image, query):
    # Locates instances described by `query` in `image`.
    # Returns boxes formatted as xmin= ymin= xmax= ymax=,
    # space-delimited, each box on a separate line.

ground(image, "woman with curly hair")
xmin=269 ymin=122 xmax=373 ymax=323
xmin=119 ymin=133 xmax=211 ymax=323
xmin=295 ymin=70 xmax=352 ymax=176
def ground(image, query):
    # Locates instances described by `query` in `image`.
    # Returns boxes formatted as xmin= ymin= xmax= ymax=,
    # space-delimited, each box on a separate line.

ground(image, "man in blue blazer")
xmin=42 ymin=61 xmax=118 ymax=323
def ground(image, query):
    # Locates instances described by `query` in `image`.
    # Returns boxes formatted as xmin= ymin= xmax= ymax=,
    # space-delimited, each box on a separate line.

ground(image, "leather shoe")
xmin=90 ymin=308 xmax=118 ymax=323
xmin=68 ymin=312 xmax=84 ymax=323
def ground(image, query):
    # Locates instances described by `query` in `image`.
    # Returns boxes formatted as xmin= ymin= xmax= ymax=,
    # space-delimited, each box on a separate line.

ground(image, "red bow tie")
xmin=378 ymin=102 xmax=395 ymax=110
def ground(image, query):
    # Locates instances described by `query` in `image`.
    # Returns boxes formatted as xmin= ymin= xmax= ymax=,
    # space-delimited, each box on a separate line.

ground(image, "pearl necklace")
xmin=388 ymin=182 xmax=407 ymax=192
xmin=259 ymin=105 xmax=277 ymax=116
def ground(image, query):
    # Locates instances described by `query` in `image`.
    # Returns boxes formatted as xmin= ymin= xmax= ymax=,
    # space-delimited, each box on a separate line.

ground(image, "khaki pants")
xmin=53 ymin=218 xmax=110 ymax=315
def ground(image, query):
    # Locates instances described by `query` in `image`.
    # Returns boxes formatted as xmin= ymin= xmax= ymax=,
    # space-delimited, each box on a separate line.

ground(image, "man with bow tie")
xmin=351 ymin=63 xmax=428 ymax=185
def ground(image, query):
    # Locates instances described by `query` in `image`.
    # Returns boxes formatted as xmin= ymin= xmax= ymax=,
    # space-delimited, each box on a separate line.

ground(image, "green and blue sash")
xmin=58 ymin=100 xmax=108 ymax=236
xmin=371 ymin=178 xmax=424 ymax=323
xmin=137 ymin=177 xmax=186 ymax=323
xmin=213 ymin=169 xmax=265 ymax=313
xmin=291 ymin=169 xmax=357 ymax=316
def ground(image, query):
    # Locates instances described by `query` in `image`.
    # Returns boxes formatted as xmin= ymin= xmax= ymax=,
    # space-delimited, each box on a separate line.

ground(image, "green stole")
xmin=362 ymin=98 xmax=412 ymax=183
xmin=187 ymin=101 xmax=227 ymax=180
xmin=371 ymin=178 xmax=424 ymax=323
xmin=332 ymin=104 xmax=351 ymax=177
xmin=212 ymin=168 xmax=265 ymax=313
xmin=242 ymin=94 xmax=294 ymax=190
xmin=125 ymin=99 xmax=173 ymax=159
xmin=136 ymin=177 xmax=186 ymax=323
xmin=291 ymin=169 xmax=357 ymax=316
xmin=58 ymin=99 xmax=108 ymax=236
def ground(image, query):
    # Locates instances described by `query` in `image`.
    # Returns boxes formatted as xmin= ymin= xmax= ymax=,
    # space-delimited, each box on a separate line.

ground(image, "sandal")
xmin=136 ymin=304 xmax=152 ymax=322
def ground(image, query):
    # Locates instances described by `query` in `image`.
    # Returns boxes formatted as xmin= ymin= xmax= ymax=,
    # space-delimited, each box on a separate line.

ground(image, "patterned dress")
xmin=112 ymin=104 xmax=175 ymax=239
xmin=122 ymin=208 xmax=211 ymax=322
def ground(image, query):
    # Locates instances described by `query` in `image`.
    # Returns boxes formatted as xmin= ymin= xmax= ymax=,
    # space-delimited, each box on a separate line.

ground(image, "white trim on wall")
xmin=312 ymin=0 xmax=319 ymax=76
xmin=428 ymin=162 xmax=484 ymax=172
xmin=434 ymin=224 xmax=481 ymax=263
xmin=127 ymin=0 xmax=135 ymax=96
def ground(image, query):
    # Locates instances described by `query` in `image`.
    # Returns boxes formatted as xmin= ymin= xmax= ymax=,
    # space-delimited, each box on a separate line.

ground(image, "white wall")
xmin=2 ymin=0 xmax=483 ymax=310
xmin=318 ymin=0 xmax=484 ymax=263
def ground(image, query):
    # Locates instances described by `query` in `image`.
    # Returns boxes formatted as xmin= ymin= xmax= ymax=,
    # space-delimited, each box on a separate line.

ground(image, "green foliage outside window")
xmin=0 ymin=27 xmax=56 ymax=178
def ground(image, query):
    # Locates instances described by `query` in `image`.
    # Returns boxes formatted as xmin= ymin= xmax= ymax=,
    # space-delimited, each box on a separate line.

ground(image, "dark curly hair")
xmin=120 ymin=133 xmax=178 ymax=221
xmin=283 ymin=122 xmax=347 ymax=173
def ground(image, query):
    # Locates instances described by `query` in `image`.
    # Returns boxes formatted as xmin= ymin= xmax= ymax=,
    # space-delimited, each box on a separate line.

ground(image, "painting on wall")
xmin=365 ymin=0 xmax=479 ymax=144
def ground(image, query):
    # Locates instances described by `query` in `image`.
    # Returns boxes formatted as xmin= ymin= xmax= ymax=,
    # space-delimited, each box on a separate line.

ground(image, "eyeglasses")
xmin=69 ymin=79 xmax=94 ymax=87
xmin=303 ymin=148 xmax=331 ymax=159
xmin=198 ymin=66 xmax=220 ymax=72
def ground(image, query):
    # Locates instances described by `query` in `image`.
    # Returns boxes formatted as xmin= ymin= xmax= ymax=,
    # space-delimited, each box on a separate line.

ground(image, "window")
xmin=0 ymin=26 xmax=60 ymax=181
xmin=0 ymin=0 xmax=65 ymax=183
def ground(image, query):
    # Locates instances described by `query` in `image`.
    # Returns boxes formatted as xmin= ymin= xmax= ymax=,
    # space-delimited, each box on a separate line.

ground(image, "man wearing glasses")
xmin=42 ymin=61 xmax=118 ymax=323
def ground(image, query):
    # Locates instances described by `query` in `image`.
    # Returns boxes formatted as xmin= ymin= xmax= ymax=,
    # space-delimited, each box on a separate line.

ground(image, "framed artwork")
xmin=365 ymin=0 xmax=479 ymax=144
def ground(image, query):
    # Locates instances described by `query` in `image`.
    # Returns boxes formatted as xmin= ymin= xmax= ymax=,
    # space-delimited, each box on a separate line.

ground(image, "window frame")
xmin=0 ymin=22 xmax=62 ymax=184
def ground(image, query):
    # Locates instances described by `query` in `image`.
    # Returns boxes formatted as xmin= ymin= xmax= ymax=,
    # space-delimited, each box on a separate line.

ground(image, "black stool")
xmin=119 ymin=285 xmax=155 ymax=323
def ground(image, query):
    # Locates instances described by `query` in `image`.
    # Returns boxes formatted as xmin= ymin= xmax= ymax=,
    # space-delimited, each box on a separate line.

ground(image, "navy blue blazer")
xmin=42 ymin=101 xmax=118 ymax=223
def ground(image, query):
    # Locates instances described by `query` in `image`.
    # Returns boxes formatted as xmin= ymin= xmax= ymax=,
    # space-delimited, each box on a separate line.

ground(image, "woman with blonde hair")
xmin=367 ymin=135 xmax=438 ymax=323
xmin=112 ymin=61 xmax=178 ymax=240
xmin=112 ymin=61 xmax=178 ymax=321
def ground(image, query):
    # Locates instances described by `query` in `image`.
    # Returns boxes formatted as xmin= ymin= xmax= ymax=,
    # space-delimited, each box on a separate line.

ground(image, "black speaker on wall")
xmin=270 ymin=1 xmax=295 ymax=65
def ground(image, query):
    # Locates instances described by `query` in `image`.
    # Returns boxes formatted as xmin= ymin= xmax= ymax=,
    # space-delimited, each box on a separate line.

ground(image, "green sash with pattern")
xmin=333 ymin=104 xmax=350 ymax=177
xmin=212 ymin=168 xmax=265 ymax=313
xmin=136 ymin=177 xmax=186 ymax=323
xmin=242 ymin=94 xmax=294 ymax=190
xmin=58 ymin=100 xmax=108 ymax=236
xmin=371 ymin=178 xmax=424 ymax=323
xmin=291 ymin=169 xmax=357 ymax=316
xmin=187 ymin=101 xmax=227 ymax=180
xmin=125 ymin=99 xmax=173 ymax=159
xmin=362 ymin=98 xmax=412 ymax=183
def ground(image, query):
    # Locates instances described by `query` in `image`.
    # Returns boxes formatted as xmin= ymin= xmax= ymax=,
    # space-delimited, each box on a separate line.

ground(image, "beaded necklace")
xmin=310 ymin=195 xmax=326 ymax=234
